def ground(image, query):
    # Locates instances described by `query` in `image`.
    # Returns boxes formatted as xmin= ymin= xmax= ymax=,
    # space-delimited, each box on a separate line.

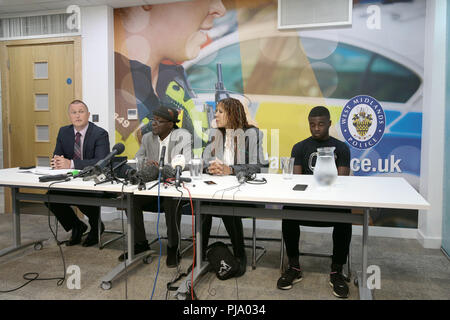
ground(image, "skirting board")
xmin=417 ymin=229 xmax=442 ymax=249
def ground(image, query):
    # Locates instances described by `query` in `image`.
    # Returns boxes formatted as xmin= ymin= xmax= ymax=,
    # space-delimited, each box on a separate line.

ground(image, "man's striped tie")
xmin=73 ymin=132 xmax=82 ymax=160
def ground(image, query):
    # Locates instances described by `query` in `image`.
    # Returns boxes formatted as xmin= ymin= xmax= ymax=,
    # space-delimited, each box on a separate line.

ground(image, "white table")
xmin=0 ymin=168 xmax=154 ymax=289
xmin=135 ymin=173 xmax=430 ymax=300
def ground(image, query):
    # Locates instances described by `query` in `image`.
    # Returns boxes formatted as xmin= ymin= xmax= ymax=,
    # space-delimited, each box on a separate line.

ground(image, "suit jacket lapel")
xmin=149 ymin=134 xmax=160 ymax=162
xmin=83 ymin=122 xmax=93 ymax=158
xmin=168 ymin=136 xmax=176 ymax=163
xmin=67 ymin=125 xmax=75 ymax=157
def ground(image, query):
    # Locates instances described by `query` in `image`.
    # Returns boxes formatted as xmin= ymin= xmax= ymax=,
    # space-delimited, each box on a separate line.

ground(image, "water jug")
xmin=308 ymin=147 xmax=338 ymax=186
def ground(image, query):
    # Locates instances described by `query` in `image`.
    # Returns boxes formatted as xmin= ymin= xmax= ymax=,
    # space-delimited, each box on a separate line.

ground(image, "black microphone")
xmin=236 ymin=170 xmax=247 ymax=184
xmin=133 ymin=164 xmax=176 ymax=185
xmin=138 ymin=164 xmax=160 ymax=183
xmin=162 ymin=165 xmax=175 ymax=180
xmin=136 ymin=164 xmax=176 ymax=190
xmin=235 ymin=167 xmax=253 ymax=184
xmin=39 ymin=174 xmax=71 ymax=182
xmin=94 ymin=143 xmax=125 ymax=172
xmin=159 ymin=146 xmax=166 ymax=171
xmin=114 ymin=164 xmax=138 ymax=184
xmin=73 ymin=165 xmax=96 ymax=178
xmin=39 ymin=169 xmax=83 ymax=182
xmin=171 ymin=154 xmax=185 ymax=187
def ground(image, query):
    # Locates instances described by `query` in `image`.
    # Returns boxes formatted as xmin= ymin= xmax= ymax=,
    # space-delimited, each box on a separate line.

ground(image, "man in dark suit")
xmin=46 ymin=99 xmax=110 ymax=247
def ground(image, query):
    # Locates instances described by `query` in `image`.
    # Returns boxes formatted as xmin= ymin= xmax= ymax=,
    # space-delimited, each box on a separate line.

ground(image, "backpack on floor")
xmin=206 ymin=241 xmax=239 ymax=280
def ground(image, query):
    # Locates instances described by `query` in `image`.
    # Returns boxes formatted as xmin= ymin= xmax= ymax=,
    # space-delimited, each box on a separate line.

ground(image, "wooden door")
xmin=1 ymin=37 xmax=81 ymax=213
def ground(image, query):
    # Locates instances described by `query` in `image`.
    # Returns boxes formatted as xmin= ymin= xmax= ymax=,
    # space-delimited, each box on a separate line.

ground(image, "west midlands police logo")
xmin=340 ymin=95 xmax=385 ymax=150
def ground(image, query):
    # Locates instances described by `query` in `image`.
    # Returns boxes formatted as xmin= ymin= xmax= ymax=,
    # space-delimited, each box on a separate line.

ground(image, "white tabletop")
xmin=135 ymin=173 xmax=430 ymax=211
xmin=0 ymin=168 xmax=137 ymax=193
xmin=0 ymin=168 xmax=430 ymax=210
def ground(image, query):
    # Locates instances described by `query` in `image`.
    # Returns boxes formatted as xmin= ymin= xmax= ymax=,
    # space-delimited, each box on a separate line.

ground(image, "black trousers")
xmin=282 ymin=207 xmax=352 ymax=266
xmin=44 ymin=190 xmax=100 ymax=232
xmin=201 ymin=215 xmax=246 ymax=258
xmin=130 ymin=195 xmax=183 ymax=248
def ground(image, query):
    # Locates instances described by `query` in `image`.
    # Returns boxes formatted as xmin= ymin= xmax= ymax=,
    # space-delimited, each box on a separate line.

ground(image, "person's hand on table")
xmin=51 ymin=155 xmax=71 ymax=169
xmin=208 ymin=159 xmax=232 ymax=176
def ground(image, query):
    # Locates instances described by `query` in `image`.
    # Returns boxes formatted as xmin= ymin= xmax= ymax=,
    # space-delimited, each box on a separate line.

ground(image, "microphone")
xmin=131 ymin=164 xmax=175 ymax=184
xmin=162 ymin=165 xmax=176 ymax=181
xmin=38 ymin=170 xmax=81 ymax=182
xmin=114 ymin=164 xmax=138 ymax=184
xmin=236 ymin=171 xmax=246 ymax=184
xmin=235 ymin=167 xmax=266 ymax=185
xmin=171 ymin=154 xmax=185 ymax=187
xmin=94 ymin=143 xmax=125 ymax=172
xmin=73 ymin=165 xmax=96 ymax=178
xmin=133 ymin=164 xmax=176 ymax=190
xmin=235 ymin=167 xmax=253 ymax=184
xmin=39 ymin=174 xmax=71 ymax=182
xmin=159 ymin=146 xmax=166 ymax=171
xmin=138 ymin=164 xmax=160 ymax=183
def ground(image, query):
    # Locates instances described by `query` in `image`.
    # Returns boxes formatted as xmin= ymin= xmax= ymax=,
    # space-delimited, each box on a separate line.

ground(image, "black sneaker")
xmin=277 ymin=266 xmax=303 ymax=290
xmin=329 ymin=272 xmax=349 ymax=298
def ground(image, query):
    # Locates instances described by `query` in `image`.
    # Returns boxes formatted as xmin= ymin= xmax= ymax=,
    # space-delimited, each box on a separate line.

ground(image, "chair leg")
xmin=55 ymin=216 xmax=58 ymax=241
xmin=98 ymin=215 xmax=102 ymax=249
xmin=346 ymin=241 xmax=352 ymax=281
xmin=97 ymin=213 xmax=126 ymax=250
xmin=280 ymin=236 xmax=284 ymax=273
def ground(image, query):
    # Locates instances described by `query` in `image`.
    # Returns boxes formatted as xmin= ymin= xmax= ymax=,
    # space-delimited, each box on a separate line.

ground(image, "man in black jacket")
xmin=46 ymin=100 xmax=110 ymax=247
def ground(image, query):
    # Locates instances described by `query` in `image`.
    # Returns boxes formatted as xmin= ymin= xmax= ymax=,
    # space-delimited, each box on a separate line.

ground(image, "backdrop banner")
xmin=114 ymin=0 xmax=425 ymax=228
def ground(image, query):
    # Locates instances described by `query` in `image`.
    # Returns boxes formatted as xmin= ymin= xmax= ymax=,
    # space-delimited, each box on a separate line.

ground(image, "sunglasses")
xmin=150 ymin=118 xmax=171 ymax=125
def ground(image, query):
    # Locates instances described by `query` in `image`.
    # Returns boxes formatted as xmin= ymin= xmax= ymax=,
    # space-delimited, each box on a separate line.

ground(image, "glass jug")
xmin=308 ymin=147 xmax=338 ymax=186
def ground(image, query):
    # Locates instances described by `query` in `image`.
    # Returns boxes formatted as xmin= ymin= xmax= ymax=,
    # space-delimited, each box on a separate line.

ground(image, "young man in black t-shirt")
xmin=277 ymin=106 xmax=352 ymax=298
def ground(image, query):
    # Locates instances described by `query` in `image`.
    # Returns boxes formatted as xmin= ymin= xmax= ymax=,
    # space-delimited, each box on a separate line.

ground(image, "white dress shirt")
xmin=158 ymin=130 xmax=172 ymax=165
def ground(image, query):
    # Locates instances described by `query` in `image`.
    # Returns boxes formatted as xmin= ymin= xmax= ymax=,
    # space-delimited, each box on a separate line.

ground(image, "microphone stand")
xmin=94 ymin=160 xmax=126 ymax=186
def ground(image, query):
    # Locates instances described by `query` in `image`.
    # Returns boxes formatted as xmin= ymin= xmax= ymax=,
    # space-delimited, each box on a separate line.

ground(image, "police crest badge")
xmin=340 ymin=95 xmax=386 ymax=150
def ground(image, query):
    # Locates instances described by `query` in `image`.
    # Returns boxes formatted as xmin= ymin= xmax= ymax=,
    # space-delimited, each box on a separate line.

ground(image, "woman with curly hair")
xmin=202 ymin=97 xmax=268 ymax=277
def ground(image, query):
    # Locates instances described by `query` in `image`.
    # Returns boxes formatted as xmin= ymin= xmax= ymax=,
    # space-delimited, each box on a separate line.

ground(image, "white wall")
xmin=81 ymin=5 xmax=115 ymax=149
xmin=418 ymin=0 xmax=447 ymax=248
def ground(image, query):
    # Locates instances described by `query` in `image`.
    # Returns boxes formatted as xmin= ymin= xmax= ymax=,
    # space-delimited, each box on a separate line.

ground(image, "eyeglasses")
xmin=150 ymin=118 xmax=171 ymax=125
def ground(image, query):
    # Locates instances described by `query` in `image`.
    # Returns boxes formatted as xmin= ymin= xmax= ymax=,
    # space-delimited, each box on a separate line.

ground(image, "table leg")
xmin=0 ymin=188 xmax=46 ymax=257
xmin=175 ymin=200 xmax=209 ymax=299
xmin=127 ymin=193 xmax=135 ymax=262
xmin=100 ymin=193 xmax=155 ymax=290
xmin=358 ymin=208 xmax=373 ymax=300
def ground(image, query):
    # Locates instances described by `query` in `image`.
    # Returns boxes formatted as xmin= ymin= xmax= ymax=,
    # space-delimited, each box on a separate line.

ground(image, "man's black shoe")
xmin=118 ymin=241 xmax=150 ymax=262
xmin=166 ymin=245 xmax=181 ymax=268
xmin=67 ymin=221 xmax=88 ymax=246
xmin=82 ymin=223 xmax=105 ymax=247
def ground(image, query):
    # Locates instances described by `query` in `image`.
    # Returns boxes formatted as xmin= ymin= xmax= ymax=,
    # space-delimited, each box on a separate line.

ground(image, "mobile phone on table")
xmin=293 ymin=184 xmax=308 ymax=191
xmin=204 ymin=181 xmax=217 ymax=185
